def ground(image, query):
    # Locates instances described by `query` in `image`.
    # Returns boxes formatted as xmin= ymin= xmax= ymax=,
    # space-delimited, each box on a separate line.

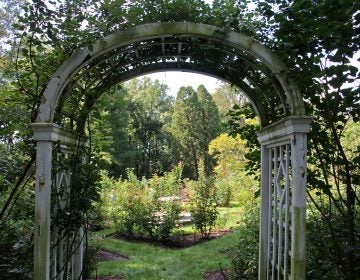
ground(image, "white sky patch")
xmin=143 ymin=0 xmax=222 ymax=96
xmin=144 ymin=72 xmax=222 ymax=96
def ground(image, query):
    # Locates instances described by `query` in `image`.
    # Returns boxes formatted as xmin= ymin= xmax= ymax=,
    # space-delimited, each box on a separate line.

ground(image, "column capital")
xmin=257 ymin=116 xmax=312 ymax=145
xmin=29 ymin=123 xmax=86 ymax=145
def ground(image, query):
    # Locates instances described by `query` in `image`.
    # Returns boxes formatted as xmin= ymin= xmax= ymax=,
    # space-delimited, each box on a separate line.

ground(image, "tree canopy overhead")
xmin=3 ymin=0 xmax=310 ymax=133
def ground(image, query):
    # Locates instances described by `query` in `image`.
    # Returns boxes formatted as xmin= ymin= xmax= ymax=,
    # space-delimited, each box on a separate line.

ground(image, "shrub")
xmin=151 ymin=200 xmax=181 ymax=241
xmin=149 ymin=163 xmax=183 ymax=199
xmin=111 ymin=166 xmax=183 ymax=241
xmin=213 ymin=172 xmax=257 ymax=208
xmin=0 ymin=188 xmax=34 ymax=279
xmin=112 ymin=172 xmax=154 ymax=238
xmin=190 ymin=161 xmax=218 ymax=239
xmin=83 ymin=234 xmax=102 ymax=279
xmin=306 ymin=203 xmax=360 ymax=279
xmin=90 ymin=170 xmax=116 ymax=230
xmin=227 ymin=204 xmax=259 ymax=280
xmin=214 ymin=178 xmax=232 ymax=207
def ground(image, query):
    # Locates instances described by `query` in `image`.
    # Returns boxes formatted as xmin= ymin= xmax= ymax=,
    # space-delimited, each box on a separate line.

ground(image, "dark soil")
xmin=203 ymin=269 xmax=231 ymax=280
xmin=88 ymin=275 xmax=124 ymax=280
xmin=97 ymin=250 xmax=129 ymax=262
xmin=112 ymin=229 xmax=233 ymax=249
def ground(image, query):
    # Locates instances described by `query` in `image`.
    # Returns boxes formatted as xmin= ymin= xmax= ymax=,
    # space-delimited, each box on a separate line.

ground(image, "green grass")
xmin=93 ymin=230 xmax=241 ymax=279
xmin=93 ymin=205 xmax=245 ymax=279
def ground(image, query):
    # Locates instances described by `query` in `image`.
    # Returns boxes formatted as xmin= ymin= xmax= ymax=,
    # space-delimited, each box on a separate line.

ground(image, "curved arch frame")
xmin=38 ymin=22 xmax=305 ymax=124
xmin=74 ymin=62 xmax=270 ymax=128
xmin=31 ymin=22 xmax=311 ymax=280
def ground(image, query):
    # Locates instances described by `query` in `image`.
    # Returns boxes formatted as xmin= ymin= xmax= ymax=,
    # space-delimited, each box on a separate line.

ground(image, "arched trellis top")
xmin=31 ymin=21 xmax=312 ymax=280
xmin=38 ymin=22 xmax=305 ymax=128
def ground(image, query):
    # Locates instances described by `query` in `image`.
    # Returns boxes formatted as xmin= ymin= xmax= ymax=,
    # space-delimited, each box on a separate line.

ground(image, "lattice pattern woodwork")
xmin=267 ymin=144 xmax=292 ymax=279
xmin=51 ymin=163 xmax=84 ymax=280
xmin=51 ymin=170 xmax=71 ymax=280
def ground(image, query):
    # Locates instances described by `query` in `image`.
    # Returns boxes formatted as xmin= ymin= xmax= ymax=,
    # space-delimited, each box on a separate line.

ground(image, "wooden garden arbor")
xmin=31 ymin=22 xmax=311 ymax=280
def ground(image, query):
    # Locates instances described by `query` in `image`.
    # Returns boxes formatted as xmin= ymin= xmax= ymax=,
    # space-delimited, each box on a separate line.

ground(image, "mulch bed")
xmin=173 ymin=229 xmax=233 ymax=248
xmin=203 ymin=270 xmax=231 ymax=280
xmin=88 ymin=276 xmax=124 ymax=280
xmin=112 ymin=229 xmax=233 ymax=249
xmin=97 ymin=250 xmax=129 ymax=262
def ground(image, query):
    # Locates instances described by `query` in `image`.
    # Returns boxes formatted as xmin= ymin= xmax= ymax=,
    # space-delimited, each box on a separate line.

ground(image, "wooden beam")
xmin=34 ymin=140 xmax=52 ymax=280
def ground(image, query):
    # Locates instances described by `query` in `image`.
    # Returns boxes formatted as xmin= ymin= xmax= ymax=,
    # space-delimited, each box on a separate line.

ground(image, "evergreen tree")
xmin=171 ymin=85 xmax=220 ymax=178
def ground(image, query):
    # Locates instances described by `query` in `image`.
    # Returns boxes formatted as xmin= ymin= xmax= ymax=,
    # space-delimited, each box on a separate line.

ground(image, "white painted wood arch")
xmin=30 ymin=22 xmax=311 ymax=280
xmin=37 ymin=22 xmax=305 ymax=124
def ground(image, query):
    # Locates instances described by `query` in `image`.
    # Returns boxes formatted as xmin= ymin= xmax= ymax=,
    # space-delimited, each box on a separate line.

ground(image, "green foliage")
xmin=89 ymin=77 xmax=177 ymax=179
xmin=0 ymin=90 xmax=34 ymax=279
xmin=51 ymin=144 xmax=102 ymax=232
xmin=212 ymin=82 xmax=248 ymax=125
xmin=0 ymin=145 xmax=34 ymax=279
xmin=226 ymin=105 xmax=261 ymax=192
xmin=108 ymin=166 xmax=183 ymax=241
xmin=209 ymin=133 xmax=247 ymax=177
xmin=95 ymin=227 xmax=239 ymax=279
xmin=90 ymin=171 xmax=115 ymax=229
xmin=214 ymin=175 xmax=257 ymax=209
xmin=209 ymin=133 xmax=257 ymax=207
xmin=90 ymin=86 xmax=134 ymax=176
xmin=226 ymin=205 xmax=259 ymax=280
xmin=225 ymin=1 xmax=360 ymax=277
xmin=83 ymin=234 xmax=102 ymax=279
xmin=126 ymin=0 xmax=211 ymax=26
xmin=149 ymin=163 xmax=183 ymax=199
xmin=125 ymin=77 xmax=176 ymax=177
xmin=305 ymin=203 xmax=358 ymax=280
xmin=112 ymin=169 xmax=154 ymax=237
xmin=0 ymin=188 xmax=34 ymax=279
xmin=214 ymin=178 xmax=232 ymax=207
xmin=189 ymin=161 xmax=218 ymax=239
xmin=154 ymin=200 xmax=182 ymax=241
xmin=171 ymin=85 xmax=220 ymax=178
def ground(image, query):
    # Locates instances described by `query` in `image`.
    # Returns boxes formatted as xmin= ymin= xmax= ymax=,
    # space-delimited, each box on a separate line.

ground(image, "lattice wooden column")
xmin=31 ymin=123 xmax=86 ymax=280
xmin=257 ymin=117 xmax=311 ymax=280
xmin=52 ymin=166 xmax=71 ymax=280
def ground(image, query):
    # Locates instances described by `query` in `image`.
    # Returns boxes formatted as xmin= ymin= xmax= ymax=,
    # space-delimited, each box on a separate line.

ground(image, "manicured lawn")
xmin=93 ymin=230 xmax=241 ymax=279
xmin=92 ymin=205 xmax=244 ymax=279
